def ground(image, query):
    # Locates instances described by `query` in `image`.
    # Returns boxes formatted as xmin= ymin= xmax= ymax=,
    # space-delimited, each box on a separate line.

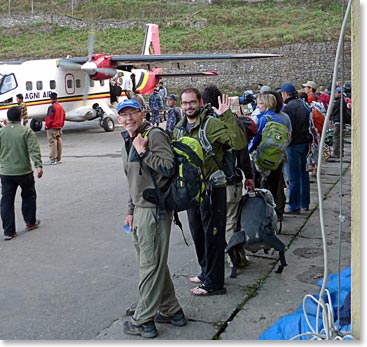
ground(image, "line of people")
xmin=117 ymin=78 xmax=352 ymax=338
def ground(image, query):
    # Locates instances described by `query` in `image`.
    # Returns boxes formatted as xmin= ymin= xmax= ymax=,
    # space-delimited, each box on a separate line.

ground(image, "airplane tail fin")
xmin=142 ymin=24 xmax=160 ymax=55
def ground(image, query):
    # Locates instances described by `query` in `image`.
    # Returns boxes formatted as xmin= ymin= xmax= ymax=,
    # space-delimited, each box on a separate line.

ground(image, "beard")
xmin=185 ymin=108 xmax=201 ymax=119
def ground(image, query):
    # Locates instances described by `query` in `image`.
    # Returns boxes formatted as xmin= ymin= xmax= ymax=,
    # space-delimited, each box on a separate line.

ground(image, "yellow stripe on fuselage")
xmin=0 ymin=92 xmax=115 ymax=111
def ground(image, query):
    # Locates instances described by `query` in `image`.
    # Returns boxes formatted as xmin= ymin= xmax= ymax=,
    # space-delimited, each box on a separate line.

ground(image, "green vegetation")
xmin=0 ymin=0 xmax=349 ymax=60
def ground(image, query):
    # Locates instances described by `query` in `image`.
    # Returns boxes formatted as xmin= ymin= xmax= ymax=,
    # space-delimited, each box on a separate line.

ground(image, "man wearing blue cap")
xmin=116 ymin=99 xmax=186 ymax=338
xmin=165 ymin=94 xmax=182 ymax=139
xmin=280 ymin=83 xmax=310 ymax=214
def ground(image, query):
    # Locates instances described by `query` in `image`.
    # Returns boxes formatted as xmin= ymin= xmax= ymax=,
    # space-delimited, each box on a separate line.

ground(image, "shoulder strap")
xmin=264 ymin=114 xmax=273 ymax=122
xmin=198 ymin=116 xmax=222 ymax=169
xmin=198 ymin=116 xmax=213 ymax=153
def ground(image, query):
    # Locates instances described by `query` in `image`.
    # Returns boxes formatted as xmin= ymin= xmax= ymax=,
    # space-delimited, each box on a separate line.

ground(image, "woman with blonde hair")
xmin=248 ymin=93 xmax=289 ymax=221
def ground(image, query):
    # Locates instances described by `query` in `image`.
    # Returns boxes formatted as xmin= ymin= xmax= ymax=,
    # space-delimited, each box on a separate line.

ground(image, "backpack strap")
xmin=143 ymin=128 xmax=189 ymax=246
xmin=142 ymin=126 xmax=170 ymax=221
xmin=199 ymin=116 xmax=223 ymax=169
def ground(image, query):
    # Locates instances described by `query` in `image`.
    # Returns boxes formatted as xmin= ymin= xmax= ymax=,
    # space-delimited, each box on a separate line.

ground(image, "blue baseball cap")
xmin=336 ymin=86 xmax=343 ymax=93
xmin=167 ymin=94 xmax=177 ymax=100
xmin=117 ymin=99 xmax=142 ymax=113
xmin=280 ymin=83 xmax=296 ymax=95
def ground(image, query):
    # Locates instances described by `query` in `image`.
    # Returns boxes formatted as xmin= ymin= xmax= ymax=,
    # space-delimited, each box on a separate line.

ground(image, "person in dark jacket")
xmin=202 ymin=85 xmax=254 ymax=268
xmin=330 ymin=86 xmax=350 ymax=157
xmin=0 ymin=106 xmax=43 ymax=240
xmin=280 ymin=83 xmax=310 ymax=214
xmin=173 ymin=87 xmax=247 ymax=296
xmin=44 ymin=92 xmax=66 ymax=165
xmin=165 ymin=94 xmax=182 ymax=139
xmin=148 ymin=88 xmax=163 ymax=127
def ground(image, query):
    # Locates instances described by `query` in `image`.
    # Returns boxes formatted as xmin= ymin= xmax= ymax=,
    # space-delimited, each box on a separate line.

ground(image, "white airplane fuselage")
xmin=0 ymin=59 xmax=122 ymax=124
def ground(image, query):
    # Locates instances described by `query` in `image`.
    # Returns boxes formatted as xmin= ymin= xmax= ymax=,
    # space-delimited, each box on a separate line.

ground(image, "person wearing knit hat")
xmin=259 ymin=85 xmax=272 ymax=94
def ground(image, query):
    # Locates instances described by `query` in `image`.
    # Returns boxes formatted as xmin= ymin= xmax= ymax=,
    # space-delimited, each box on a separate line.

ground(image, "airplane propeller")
xmin=82 ymin=32 xmax=95 ymax=103
xmin=57 ymin=32 xmax=117 ymax=102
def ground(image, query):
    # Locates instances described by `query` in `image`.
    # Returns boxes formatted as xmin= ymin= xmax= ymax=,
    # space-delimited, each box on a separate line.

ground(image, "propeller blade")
xmin=87 ymin=32 xmax=95 ymax=62
xmin=94 ymin=67 xmax=117 ymax=76
xmin=57 ymin=60 xmax=82 ymax=70
xmin=83 ymin=73 xmax=90 ymax=103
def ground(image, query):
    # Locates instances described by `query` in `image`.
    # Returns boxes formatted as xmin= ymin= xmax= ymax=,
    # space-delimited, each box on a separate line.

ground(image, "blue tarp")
xmin=258 ymin=266 xmax=352 ymax=340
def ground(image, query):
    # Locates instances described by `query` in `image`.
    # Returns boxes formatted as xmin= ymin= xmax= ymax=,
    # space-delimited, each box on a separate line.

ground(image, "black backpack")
xmin=225 ymin=188 xmax=287 ymax=278
xmin=141 ymin=127 xmax=206 ymax=241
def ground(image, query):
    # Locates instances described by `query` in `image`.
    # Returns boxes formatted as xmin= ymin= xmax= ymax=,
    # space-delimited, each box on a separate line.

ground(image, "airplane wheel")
xmin=30 ymin=119 xmax=43 ymax=132
xmin=102 ymin=117 xmax=114 ymax=132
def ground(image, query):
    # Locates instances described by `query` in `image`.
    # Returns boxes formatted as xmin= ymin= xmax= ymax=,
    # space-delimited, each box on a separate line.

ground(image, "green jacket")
xmin=0 ymin=121 xmax=42 ymax=175
xmin=173 ymin=108 xmax=247 ymax=180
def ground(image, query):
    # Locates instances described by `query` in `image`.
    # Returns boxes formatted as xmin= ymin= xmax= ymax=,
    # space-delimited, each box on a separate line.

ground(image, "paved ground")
xmin=0 ymin=121 xmax=352 ymax=342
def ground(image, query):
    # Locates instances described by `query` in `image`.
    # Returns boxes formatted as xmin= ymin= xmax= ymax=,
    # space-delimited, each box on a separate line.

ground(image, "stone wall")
xmin=163 ymin=41 xmax=352 ymax=94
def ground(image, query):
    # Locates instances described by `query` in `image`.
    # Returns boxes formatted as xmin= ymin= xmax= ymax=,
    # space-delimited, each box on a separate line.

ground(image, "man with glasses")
xmin=173 ymin=87 xmax=247 ymax=296
xmin=117 ymin=99 xmax=186 ymax=338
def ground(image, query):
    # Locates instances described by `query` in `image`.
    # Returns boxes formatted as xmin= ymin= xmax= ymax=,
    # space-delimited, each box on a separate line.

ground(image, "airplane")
xmin=0 ymin=24 xmax=280 ymax=132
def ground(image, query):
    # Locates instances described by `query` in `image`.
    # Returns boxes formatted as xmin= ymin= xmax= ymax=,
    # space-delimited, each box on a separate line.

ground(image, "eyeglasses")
xmin=118 ymin=110 xmax=141 ymax=117
xmin=181 ymin=100 xmax=199 ymax=107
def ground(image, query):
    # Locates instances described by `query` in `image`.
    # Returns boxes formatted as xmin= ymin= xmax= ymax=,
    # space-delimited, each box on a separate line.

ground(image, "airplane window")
xmin=0 ymin=73 xmax=18 ymax=95
xmin=67 ymin=79 xmax=73 ymax=89
xmin=36 ymin=81 xmax=43 ymax=90
xmin=50 ymin=80 xmax=56 ymax=89
xmin=90 ymin=80 xmax=94 ymax=87
xmin=26 ymin=81 xmax=32 ymax=91
xmin=100 ymin=80 xmax=105 ymax=86
xmin=76 ymin=79 xmax=81 ymax=88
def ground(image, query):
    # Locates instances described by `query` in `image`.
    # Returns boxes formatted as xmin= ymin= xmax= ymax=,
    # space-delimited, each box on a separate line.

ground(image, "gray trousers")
xmin=132 ymin=207 xmax=181 ymax=325
xmin=225 ymin=181 xmax=243 ymax=266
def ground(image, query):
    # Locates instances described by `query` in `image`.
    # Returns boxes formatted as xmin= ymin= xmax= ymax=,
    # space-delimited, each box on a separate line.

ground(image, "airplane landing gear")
xmin=100 ymin=117 xmax=114 ymax=132
xmin=30 ymin=119 xmax=43 ymax=132
xmin=93 ymin=103 xmax=115 ymax=132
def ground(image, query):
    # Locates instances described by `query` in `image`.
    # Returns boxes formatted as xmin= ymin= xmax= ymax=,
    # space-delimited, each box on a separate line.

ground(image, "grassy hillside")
xmin=0 ymin=0 xmax=349 ymax=60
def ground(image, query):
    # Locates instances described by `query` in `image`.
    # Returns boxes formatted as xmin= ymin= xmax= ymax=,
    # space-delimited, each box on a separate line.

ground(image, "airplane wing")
xmin=156 ymin=70 xmax=218 ymax=77
xmin=58 ymin=53 xmax=280 ymax=71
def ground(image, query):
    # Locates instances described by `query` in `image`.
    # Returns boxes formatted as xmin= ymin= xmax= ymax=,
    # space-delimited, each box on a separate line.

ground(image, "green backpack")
xmin=252 ymin=116 xmax=289 ymax=171
xmin=142 ymin=127 xmax=206 ymax=212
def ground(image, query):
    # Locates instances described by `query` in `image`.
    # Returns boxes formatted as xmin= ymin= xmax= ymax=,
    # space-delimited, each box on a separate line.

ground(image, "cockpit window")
xmin=0 ymin=73 xmax=18 ymax=95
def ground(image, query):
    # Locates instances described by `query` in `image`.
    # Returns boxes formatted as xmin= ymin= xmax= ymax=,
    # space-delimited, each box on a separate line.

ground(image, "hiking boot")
xmin=3 ymin=233 xmax=17 ymax=241
xmin=44 ymin=160 xmax=57 ymax=166
xmin=155 ymin=308 xmax=187 ymax=327
xmin=123 ymin=320 xmax=158 ymax=338
xmin=25 ymin=220 xmax=40 ymax=231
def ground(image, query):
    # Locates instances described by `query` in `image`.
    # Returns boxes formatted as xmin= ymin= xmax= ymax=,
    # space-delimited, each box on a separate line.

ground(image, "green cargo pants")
xmin=131 ymin=207 xmax=181 ymax=325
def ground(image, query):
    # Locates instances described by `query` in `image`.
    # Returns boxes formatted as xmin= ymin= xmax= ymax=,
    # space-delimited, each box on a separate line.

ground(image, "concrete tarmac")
xmin=0 ymin=121 xmax=352 ymax=341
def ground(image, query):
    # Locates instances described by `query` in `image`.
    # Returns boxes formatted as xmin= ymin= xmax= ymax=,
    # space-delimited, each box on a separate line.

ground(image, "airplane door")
xmin=65 ymin=73 xmax=75 ymax=95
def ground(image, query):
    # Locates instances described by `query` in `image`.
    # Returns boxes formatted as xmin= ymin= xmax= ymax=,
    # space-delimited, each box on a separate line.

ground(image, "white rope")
xmin=289 ymin=0 xmax=354 ymax=340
